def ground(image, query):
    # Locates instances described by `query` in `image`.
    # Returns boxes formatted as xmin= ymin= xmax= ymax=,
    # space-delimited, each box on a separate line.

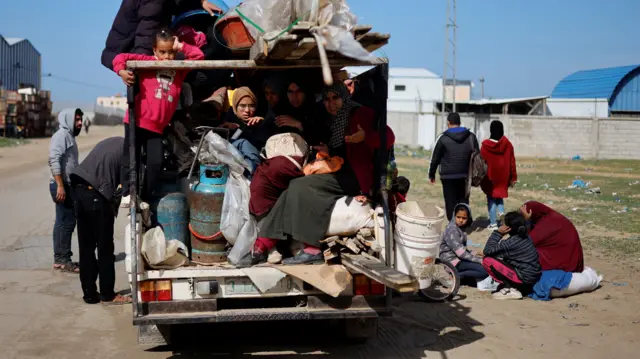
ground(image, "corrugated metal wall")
xmin=611 ymin=68 xmax=640 ymax=112
xmin=0 ymin=37 xmax=41 ymax=90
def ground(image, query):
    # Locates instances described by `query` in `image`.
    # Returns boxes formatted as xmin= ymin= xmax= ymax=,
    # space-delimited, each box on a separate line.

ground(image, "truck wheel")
xmin=343 ymin=318 xmax=378 ymax=343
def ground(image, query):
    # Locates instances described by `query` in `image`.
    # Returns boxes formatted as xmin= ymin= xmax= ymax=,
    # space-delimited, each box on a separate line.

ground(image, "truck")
xmin=123 ymin=55 xmax=455 ymax=346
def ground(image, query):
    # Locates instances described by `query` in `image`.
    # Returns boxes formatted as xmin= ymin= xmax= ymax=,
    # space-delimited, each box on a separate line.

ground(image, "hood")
xmin=57 ymin=108 xmax=76 ymax=134
xmin=482 ymin=137 xmax=510 ymax=154
xmin=449 ymin=203 xmax=473 ymax=229
xmin=443 ymin=127 xmax=471 ymax=143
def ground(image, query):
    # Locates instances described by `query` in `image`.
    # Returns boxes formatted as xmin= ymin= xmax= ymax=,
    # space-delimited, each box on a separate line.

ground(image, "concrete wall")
xmin=388 ymin=111 xmax=438 ymax=149
xmin=432 ymin=114 xmax=640 ymax=159
xmin=546 ymin=98 xmax=609 ymax=118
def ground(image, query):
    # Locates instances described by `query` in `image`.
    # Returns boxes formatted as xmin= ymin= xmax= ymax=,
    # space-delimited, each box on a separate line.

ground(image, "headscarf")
xmin=490 ymin=120 xmax=504 ymax=141
xmin=262 ymin=75 xmax=286 ymax=110
xmin=231 ymin=86 xmax=257 ymax=117
xmin=322 ymin=82 xmax=360 ymax=149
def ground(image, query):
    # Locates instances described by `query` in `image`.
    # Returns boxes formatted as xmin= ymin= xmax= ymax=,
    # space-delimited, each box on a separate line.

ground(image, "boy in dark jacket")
xmin=482 ymin=211 xmax=542 ymax=300
xmin=428 ymin=112 xmax=479 ymax=221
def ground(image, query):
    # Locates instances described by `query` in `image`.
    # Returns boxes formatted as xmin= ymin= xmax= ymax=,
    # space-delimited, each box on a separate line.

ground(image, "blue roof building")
xmin=551 ymin=65 xmax=640 ymax=114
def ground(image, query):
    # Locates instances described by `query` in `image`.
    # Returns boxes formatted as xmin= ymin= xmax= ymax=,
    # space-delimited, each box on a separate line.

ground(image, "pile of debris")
xmin=321 ymin=228 xmax=382 ymax=263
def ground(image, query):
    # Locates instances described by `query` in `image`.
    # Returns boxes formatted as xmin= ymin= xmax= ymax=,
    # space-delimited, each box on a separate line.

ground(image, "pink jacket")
xmin=112 ymin=43 xmax=204 ymax=134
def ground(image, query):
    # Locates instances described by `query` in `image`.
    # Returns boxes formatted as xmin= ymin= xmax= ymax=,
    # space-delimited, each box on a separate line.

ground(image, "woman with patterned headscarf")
xmin=239 ymin=82 xmax=395 ymax=266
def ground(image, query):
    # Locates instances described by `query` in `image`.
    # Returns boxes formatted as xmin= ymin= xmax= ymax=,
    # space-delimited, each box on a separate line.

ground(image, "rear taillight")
xmin=353 ymin=275 xmax=385 ymax=295
xmin=140 ymin=280 xmax=172 ymax=302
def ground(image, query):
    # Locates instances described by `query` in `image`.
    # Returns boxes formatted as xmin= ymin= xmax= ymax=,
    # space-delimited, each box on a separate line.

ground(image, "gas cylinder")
xmin=156 ymin=192 xmax=190 ymax=248
xmin=187 ymin=164 xmax=229 ymax=264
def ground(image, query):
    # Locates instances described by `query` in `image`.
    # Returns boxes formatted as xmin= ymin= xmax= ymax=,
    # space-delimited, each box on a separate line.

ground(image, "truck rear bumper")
xmin=133 ymin=295 xmax=390 ymax=325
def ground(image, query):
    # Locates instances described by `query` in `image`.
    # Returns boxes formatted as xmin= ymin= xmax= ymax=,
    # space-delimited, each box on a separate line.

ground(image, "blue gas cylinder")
xmin=156 ymin=193 xmax=190 ymax=248
xmin=187 ymin=164 xmax=229 ymax=264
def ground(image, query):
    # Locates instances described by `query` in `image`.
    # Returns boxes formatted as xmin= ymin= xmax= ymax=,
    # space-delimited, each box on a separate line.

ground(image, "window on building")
xmin=394 ymin=85 xmax=406 ymax=91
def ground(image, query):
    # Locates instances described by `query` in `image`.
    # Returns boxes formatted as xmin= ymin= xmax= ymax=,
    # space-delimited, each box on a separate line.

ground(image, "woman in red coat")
xmin=480 ymin=120 xmax=517 ymax=230
xmin=521 ymin=201 xmax=584 ymax=273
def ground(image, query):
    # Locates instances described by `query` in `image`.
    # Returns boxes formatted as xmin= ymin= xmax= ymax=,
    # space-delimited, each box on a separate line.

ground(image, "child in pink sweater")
xmin=113 ymin=28 xmax=204 ymax=203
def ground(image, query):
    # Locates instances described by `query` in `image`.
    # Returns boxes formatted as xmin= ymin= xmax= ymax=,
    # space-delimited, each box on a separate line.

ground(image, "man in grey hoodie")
xmin=48 ymin=108 xmax=83 ymax=272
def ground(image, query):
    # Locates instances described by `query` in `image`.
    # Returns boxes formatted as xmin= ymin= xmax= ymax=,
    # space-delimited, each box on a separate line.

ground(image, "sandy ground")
xmin=0 ymin=128 xmax=639 ymax=358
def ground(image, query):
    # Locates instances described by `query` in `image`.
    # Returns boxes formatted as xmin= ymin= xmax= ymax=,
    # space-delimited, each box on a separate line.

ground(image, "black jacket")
xmin=70 ymin=137 xmax=124 ymax=202
xmin=100 ymin=0 xmax=202 ymax=71
xmin=428 ymin=127 xmax=479 ymax=180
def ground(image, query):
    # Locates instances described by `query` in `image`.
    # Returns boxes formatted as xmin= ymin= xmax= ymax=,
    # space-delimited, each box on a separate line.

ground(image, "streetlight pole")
xmin=479 ymin=76 xmax=485 ymax=99
xmin=442 ymin=0 xmax=458 ymax=116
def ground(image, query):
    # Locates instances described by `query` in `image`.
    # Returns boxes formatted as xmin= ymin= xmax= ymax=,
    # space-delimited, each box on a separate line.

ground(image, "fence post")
xmin=592 ymin=117 xmax=600 ymax=159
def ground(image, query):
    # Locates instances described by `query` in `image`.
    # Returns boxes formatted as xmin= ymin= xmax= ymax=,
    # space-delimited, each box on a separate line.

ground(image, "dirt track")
xmin=0 ymin=128 xmax=638 ymax=358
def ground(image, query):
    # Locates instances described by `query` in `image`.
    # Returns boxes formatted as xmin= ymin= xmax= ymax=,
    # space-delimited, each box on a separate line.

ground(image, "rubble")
xmin=320 ymin=228 xmax=382 ymax=263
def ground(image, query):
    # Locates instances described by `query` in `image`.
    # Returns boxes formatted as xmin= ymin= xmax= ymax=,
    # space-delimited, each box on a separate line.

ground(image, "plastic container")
xmin=395 ymin=202 xmax=445 ymax=238
xmin=216 ymin=14 xmax=255 ymax=49
xmin=393 ymin=202 xmax=446 ymax=287
xmin=394 ymin=232 xmax=441 ymax=279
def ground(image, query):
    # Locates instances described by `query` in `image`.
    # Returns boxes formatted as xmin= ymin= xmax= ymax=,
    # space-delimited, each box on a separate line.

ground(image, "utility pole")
xmin=442 ymin=0 xmax=458 ymax=115
xmin=479 ymin=76 xmax=485 ymax=99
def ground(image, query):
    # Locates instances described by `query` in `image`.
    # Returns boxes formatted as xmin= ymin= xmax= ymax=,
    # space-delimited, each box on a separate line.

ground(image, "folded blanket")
xmin=529 ymin=270 xmax=573 ymax=301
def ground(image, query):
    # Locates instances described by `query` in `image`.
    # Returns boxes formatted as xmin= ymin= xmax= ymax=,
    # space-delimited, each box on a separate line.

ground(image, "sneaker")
xmin=476 ymin=276 xmax=500 ymax=292
xmin=487 ymin=224 xmax=499 ymax=232
xmin=492 ymin=287 xmax=523 ymax=300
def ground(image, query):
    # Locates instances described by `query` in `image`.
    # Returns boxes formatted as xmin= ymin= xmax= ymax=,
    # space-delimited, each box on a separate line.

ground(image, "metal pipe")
xmin=452 ymin=0 xmax=457 ymax=112
xmin=127 ymin=83 xmax=140 ymax=318
xmin=375 ymin=63 xmax=394 ymax=309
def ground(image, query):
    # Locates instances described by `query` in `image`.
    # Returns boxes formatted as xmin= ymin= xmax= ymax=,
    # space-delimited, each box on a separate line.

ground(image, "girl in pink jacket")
xmin=113 ymin=28 xmax=204 ymax=203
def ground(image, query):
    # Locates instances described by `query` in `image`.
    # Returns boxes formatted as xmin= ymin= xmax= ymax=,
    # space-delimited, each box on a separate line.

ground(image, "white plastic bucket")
xmin=394 ymin=232 xmax=441 ymax=279
xmin=396 ymin=202 xmax=445 ymax=238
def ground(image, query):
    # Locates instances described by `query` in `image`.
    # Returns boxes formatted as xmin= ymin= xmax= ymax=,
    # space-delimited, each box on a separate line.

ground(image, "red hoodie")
xmin=112 ymin=43 xmax=204 ymax=134
xmin=480 ymin=136 xmax=517 ymax=198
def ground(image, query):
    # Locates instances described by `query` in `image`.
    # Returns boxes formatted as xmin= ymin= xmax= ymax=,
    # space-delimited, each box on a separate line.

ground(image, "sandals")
xmin=102 ymin=294 xmax=132 ymax=306
xmin=53 ymin=262 xmax=80 ymax=273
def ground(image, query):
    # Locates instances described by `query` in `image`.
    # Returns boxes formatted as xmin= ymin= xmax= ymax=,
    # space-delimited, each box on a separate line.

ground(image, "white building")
xmin=346 ymin=67 xmax=458 ymax=149
xmin=96 ymin=95 xmax=127 ymax=111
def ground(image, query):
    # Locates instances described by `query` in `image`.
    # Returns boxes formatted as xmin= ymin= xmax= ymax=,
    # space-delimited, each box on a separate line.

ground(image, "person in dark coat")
xmin=480 ymin=120 xmax=517 ymax=230
xmin=70 ymin=137 xmax=130 ymax=305
xmin=101 ymin=0 xmax=222 ymax=72
xmin=428 ymin=112 xmax=479 ymax=221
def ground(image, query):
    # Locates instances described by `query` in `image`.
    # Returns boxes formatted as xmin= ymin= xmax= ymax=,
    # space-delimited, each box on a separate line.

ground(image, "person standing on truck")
xmin=113 ymin=28 xmax=204 ymax=206
xmin=100 ymin=0 xmax=222 ymax=72
xmin=70 ymin=137 xmax=130 ymax=305
xmin=48 ymin=108 xmax=83 ymax=273
xmin=428 ymin=112 xmax=479 ymax=221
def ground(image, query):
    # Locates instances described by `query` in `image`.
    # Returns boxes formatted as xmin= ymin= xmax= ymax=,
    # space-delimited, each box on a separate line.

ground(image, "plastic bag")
xmin=222 ymin=0 xmax=294 ymax=41
xmin=221 ymin=171 xmax=258 ymax=264
xmin=141 ymin=227 xmax=190 ymax=269
xmin=550 ymin=267 xmax=603 ymax=298
xmin=326 ymin=196 xmax=375 ymax=236
xmin=196 ymin=131 xmax=250 ymax=174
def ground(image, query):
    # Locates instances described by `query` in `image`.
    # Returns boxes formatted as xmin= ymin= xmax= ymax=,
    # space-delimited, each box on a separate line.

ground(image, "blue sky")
xmin=1 ymin=0 xmax=639 ymax=110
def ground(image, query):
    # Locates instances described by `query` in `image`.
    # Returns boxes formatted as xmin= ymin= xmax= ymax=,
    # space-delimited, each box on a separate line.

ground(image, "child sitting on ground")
xmin=440 ymin=204 xmax=499 ymax=291
xmin=483 ymin=211 xmax=542 ymax=300
xmin=113 ymin=28 xmax=204 ymax=204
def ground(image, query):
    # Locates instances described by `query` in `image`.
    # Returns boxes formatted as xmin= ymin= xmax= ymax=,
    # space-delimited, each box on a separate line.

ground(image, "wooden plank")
xmin=341 ymin=253 xmax=419 ymax=293
xmin=352 ymin=25 xmax=373 ymax=37
xmin=265 ymin=35 xmax=300 ymax=60
xmin=286 ymin=38 xmax=317 ymax=60
xmin=364 ymin=40 xmax=389 ymax=53
xmin=126 ymin=58 xmax=388 ymax=70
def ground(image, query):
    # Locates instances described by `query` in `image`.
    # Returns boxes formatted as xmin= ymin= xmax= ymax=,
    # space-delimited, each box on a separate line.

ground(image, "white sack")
xmin=326 ymin=196 xmax=375 ymax=236
xmin=550 ymin=267 xmax=603 ymax=298
xmin=141 ymin=227 xmax=189 ymax=270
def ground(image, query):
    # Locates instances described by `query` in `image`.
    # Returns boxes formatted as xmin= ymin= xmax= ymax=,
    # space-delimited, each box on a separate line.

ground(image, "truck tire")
xmin=343 ymin=318 xmax=379 ymax=343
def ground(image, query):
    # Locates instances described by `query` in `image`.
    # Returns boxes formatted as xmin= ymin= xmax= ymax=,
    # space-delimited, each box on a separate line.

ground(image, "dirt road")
xmin=0 ymin=130 xmax=639 ymax=358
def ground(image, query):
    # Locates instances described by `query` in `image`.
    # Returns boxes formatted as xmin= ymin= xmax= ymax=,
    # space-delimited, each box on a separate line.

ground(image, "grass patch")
xmin=396 ymin=154 xmax=640 ymax=258
xmin=0 ymin=138 xmax=29 ymax=147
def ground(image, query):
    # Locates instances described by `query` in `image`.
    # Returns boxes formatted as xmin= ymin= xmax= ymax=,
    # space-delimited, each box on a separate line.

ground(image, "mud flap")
xmin=138 ymin=324 xmax=172 ymax=346
xmin=344 ymin=317 xmax=379 ymax=341
xmin=341 ymin=253 xmax=419 ymax=293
